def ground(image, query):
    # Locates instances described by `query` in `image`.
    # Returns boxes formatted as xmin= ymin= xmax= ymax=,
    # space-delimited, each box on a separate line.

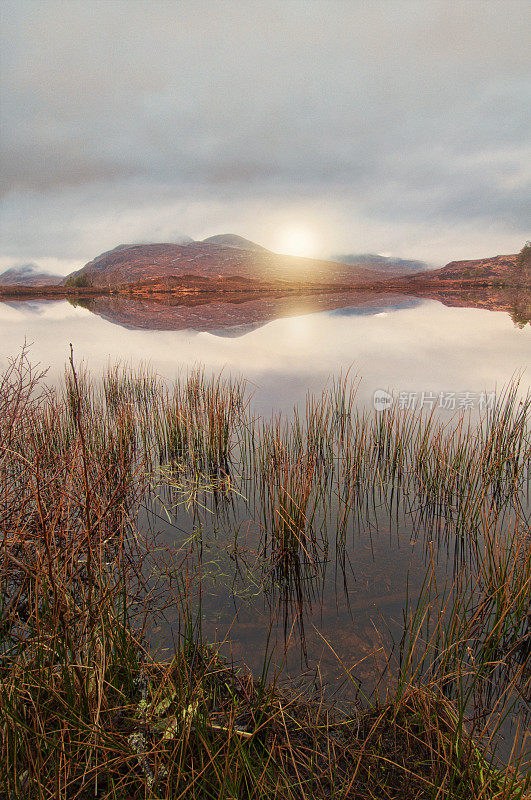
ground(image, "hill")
xmin=201 ymin=234 xmax=269 ymax=251
xmin=334 ymin=253 xmax=431 ymax=277
xmin=0 ymin=264 xmax=63 ymax=286
xmin=64 ymin=240 xmax=389 ymax=289
xmin=9 ymin=241 xmax=528 ymax=297
xmin=407 ymin=252 xmax=529 ymax=287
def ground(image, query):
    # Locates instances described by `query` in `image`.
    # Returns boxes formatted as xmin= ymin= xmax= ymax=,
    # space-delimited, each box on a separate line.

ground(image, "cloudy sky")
xmin=1 ymin=0 xmax=529 ymax=274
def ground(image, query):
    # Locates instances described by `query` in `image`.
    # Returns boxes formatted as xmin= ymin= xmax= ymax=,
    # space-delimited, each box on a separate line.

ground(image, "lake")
xmin=1 ymin=291 xmax=530 ymax=762
xmin=1 ymin=292 xmax=529 ymax=415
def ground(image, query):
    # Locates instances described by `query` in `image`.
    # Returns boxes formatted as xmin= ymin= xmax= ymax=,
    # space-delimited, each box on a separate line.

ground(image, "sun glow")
xmin=276 ymin=226 xmax=318 ymax=258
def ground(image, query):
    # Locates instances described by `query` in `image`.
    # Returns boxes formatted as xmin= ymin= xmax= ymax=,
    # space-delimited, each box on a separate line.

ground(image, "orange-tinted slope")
xmin=64 ymin=241 xmax=390 ymax=288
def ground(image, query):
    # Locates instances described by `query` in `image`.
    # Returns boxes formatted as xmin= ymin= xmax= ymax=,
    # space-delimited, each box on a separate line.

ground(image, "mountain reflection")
xmin=69 ymin=288 xmax=530 ymax=335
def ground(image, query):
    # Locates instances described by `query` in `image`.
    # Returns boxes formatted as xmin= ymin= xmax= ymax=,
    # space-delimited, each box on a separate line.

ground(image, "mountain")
xmin=64 ymin=239 xmax=390 ymax=289
xmin=0 ymin=264 xmax=63 ymax=286
xmin=201 ymin=234 xmax=268 ymax=251
xmin=7 ymin=242 xmax=528 ymax=295
xmin=333 ymin=253 xmax=432 ymax=277
xmin=407 ymin=252 xmax=528 ymax=287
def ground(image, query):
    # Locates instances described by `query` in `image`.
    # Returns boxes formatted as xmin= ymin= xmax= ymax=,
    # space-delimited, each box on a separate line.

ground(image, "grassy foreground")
xmin=0 ymin=349 xmax=529 ymax=799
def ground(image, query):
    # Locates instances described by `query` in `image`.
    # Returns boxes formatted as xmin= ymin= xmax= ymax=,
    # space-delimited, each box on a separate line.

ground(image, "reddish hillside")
xmin=407 ymin=253 xmax=527 ymax=286
xmin=64 ymin=241 xmax=389 ymax=288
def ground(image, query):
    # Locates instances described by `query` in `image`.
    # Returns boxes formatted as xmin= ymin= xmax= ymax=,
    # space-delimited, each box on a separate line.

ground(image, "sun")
xmin=275 ymin=226 xmax=318 ymax=258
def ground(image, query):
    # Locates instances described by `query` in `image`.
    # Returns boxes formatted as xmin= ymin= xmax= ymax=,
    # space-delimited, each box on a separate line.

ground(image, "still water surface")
xmin=1 ymin=293 xmax=529 ymax=414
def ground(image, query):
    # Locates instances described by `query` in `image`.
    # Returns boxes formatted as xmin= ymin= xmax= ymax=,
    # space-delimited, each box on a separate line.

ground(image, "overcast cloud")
xmin=1 ymin=0 xmax=530 ymax=273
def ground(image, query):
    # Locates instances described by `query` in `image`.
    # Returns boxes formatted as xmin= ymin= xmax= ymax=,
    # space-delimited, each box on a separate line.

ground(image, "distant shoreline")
xmin=0 ymin=276 xmax=524 ymax=302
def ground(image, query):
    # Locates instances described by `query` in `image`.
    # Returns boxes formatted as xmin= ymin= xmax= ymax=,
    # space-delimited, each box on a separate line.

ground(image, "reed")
xmin=1 ymin=350 xmax=529 ymax=798
xmin=395 ymin=514 xmax=530 ymax=796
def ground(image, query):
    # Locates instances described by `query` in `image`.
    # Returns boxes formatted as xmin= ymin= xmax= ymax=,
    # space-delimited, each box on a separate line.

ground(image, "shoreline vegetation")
xmin=0 ymin=276 xmax=529 ymax=301
xmin=1 ymin=349 xmax=530 ymax=798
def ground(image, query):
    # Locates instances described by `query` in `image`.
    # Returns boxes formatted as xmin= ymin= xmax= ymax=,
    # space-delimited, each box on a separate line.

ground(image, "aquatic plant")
xmin=1 ymin=350 xmax=529 ymax=798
